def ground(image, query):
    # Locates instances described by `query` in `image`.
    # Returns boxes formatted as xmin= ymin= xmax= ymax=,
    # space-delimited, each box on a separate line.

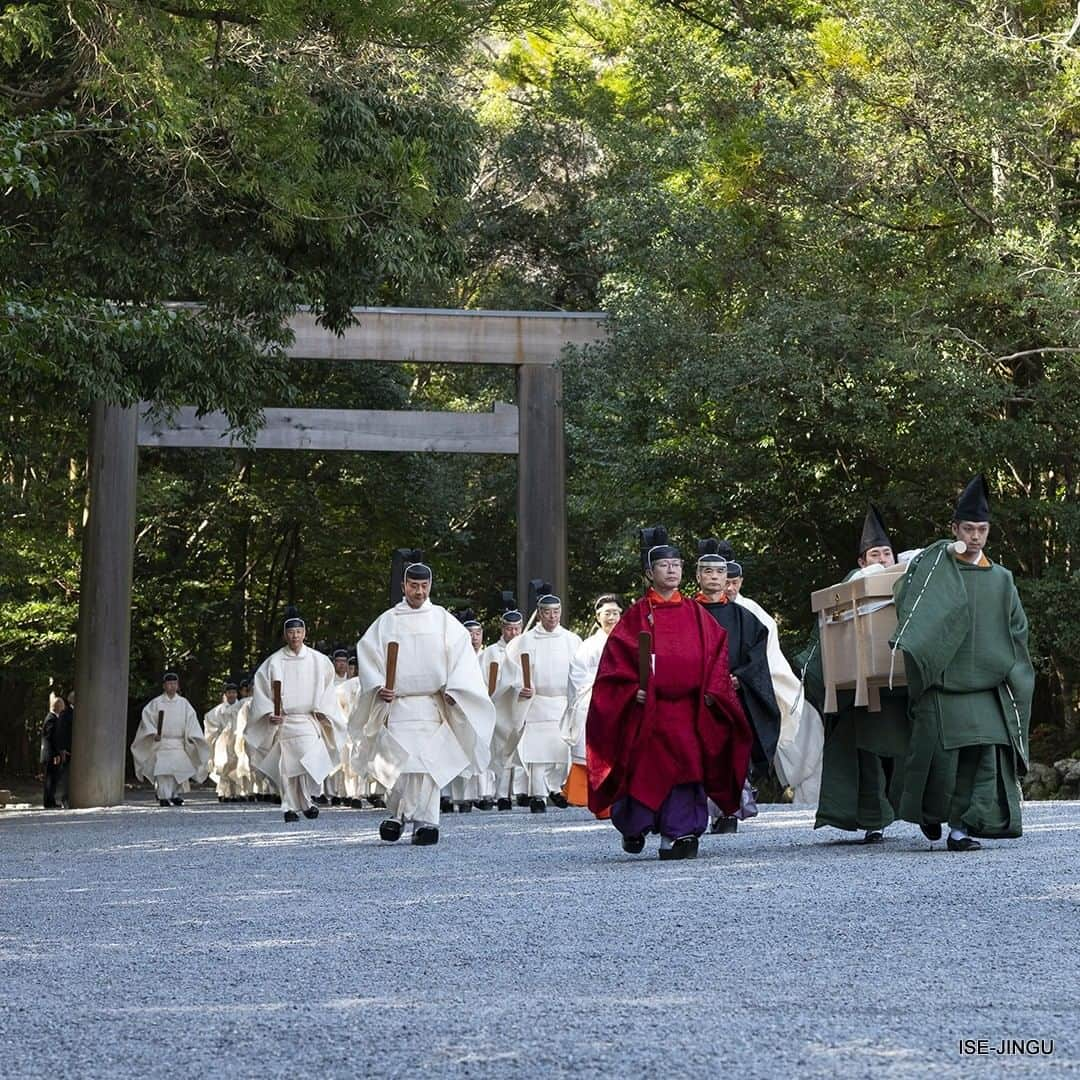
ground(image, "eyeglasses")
xmin=652 ymin=560 xmax=683 ymax=570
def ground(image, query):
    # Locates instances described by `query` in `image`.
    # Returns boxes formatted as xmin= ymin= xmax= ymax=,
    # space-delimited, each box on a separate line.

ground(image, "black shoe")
xmin=302 ymin=806 xmax=319 ymax=820
xmin=947 ymin=835 xmax=982 ymax=852
xmin=863 ymin=830 xmax=885 ymax=844
xmin=440 ymin=796 xmax=454 ymax=814
xmin=516 ymin=794 xmax=530 ymax=807
xmin=412 ymin=826 xmax=439 ymax=846
xmin=379 ymin=818 xmax=403 ymax=842
xmin=272 ymin=796 xmax=282 ymax=806
xmin=920 ymin=822 xmax=942 ymax=842
xmin=529 ymin=797 xmax=547 ymax=814
xmin=622 ymin=834 xmax=646 ymax=854
xmin=349 ymin=798 xmax=366 ymax=809
xmin=313 ymin=795 xmax=329 ymax=806
xmin=158 ymin=799 xmax=170 ymax=807
xmin=659 ymin=835 xmax=699 ymax=861
xmin=247 ymin=795 xmax=257 ymax=802
xmin=456 ymin=801 xmax=472 ymax=813
xmin=283 ymin=810 xmax=299 ymax=823
xmin=218 ymin=796 xmax=225 ymax=803
xmin=497 ymin=797 xmax=513 ymax=811
xmin=710 ymin=816 xmax=738 ymax=835
xmin=368 ymin=795 xmax=386 ymax=809
xmin=170 ymin=798 xmax=184 ymax=806
xmin=475 ymin=799 xmax=495 ymax=811
xmin=330 ymin=797 xmax=342 ymax=806
xmin=548 ymin=792 xmax=569 ymax=809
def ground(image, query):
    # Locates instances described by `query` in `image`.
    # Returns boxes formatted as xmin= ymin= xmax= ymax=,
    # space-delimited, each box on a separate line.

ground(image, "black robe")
xmin=697 ymin=599 xmax=781 ymax=771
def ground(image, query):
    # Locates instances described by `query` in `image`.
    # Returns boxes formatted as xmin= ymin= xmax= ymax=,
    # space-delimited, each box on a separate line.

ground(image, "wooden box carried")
xmin=810 ymin=566 xmax=907 ymax=713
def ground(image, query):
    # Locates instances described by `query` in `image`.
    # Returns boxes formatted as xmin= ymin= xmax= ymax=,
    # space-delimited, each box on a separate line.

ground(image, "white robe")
xmin=332 ymin=675 xmax=362 ymax=797
xmin=561 ymin=629 xmax=609 ymax=765
xmin=350 ymin=600 xmax=495 ymax=792
xmin=247 ymin=646 xmax=346 ymax=787
xmin=131 ymin=694 xmax=210 ymax=789
xmin=232 ymin=698 xmax=262 ymax=794
xmin=204 ymin=700 xmax=241 ymax=790
xmin=736 ymin=593 xmax=824 ymax=806
xmin=496 ymin=625 xmax=582 ymax=774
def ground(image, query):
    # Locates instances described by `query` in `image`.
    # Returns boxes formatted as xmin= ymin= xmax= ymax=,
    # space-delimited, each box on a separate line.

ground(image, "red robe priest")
xmin=586 ymin=530 xmax=753 ymax=859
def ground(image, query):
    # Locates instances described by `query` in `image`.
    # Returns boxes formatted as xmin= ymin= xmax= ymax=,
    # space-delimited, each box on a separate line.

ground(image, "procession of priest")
xmin=132 ymin=474 xmax=1032 ymax=858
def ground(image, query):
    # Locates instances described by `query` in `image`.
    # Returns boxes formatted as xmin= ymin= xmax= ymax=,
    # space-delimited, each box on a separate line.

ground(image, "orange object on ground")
xmin=565 ymin=763 xmax=609 ymax=818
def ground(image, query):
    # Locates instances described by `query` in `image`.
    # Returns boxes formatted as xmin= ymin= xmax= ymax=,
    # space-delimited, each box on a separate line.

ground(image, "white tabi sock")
xmin=948 ymin=827 xmax=969 ymax=841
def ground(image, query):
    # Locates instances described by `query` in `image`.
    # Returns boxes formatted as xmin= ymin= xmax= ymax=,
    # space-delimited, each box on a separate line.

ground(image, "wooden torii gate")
xmin=69 ymin=307 xmax=607 ymax=808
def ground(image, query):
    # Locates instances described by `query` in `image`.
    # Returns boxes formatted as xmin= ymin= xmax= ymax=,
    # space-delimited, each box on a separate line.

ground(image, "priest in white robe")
xmin=204 ymin=681 xmax=242 ymax=801
xmin=351 ymin=556 xmax=495 ymax=846
xmin=131 ymin=672 xmax=210 ymax=806
xmin=246 ymin=609 xmax=347 ymax=823
xmin=447 ymin=610 xmax=490 ymax=812
xmin=232 ymin=678 xmax=260 ymax=800
xmin=495 ymin=592 xmax=582 ymax=813
xmin=561 ymin=594 xmax=622 ymax=807
xmin=478 ymin=603 xmax=524 ymax=811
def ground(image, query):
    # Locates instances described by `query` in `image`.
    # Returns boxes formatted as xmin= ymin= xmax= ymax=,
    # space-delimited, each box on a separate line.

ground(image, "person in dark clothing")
xmin=694 ymin=540 xmax=782 ymax=833
xmin=41 ymin=695 xmax=72 ymax=808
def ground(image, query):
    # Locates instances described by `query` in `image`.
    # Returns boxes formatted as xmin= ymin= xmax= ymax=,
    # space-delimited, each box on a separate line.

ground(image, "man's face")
xmin=347 ymin=663 xmax=358 ymax=679
xmin=649 ymin=558 xmax=683 ymax=592
xmin=858 ymin=545 xmax=896 ymax=568
xmin=403 ymin=577 xmax=430 ymax=608
xmin=724 ymin=576 xmax=743 ymax=599
xmin=952 ymin=520 xmax=990 ymax=556
xmin=285 ymin=626 xmax=306 ymax=651
xmin=225 ymin=689 xmax=238 ymax=704
xmin=596 ymin=602 xmax=622 ymax=632
xmin=501 ymin=622 xmax=522 ymax=643
xmin=333 ymin=658 xmax=348 ymax=677
xmin=240 ymin=685 xmax=251 ymax=698
xmin=539 ymin=605 xmax=561 ymax=631
xmin=695 ymin=564 xmax=728 ymax=597
xmin=469 ymin=626 xmax=483 ymax=651
xmin=163 ymin=679 xmax=179 ymax=698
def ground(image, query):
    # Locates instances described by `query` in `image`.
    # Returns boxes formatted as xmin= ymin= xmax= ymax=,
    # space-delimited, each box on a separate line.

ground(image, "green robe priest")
xmin=891 ymin=475 xmax=1033 ymax=852
xmin=808 ymin=505 xmax=911 ymax=844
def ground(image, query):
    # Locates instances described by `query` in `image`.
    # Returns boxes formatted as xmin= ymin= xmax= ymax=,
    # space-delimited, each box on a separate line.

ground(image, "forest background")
xmin=3 ymin=0 xmax=1080 ymax=779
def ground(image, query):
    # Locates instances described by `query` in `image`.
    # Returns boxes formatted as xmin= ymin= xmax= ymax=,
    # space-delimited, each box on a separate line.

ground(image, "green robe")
xmin=891 ymin=541 xmax=1033 ymax=838
xmin=798 ymin=570 xmax=911 ymax=833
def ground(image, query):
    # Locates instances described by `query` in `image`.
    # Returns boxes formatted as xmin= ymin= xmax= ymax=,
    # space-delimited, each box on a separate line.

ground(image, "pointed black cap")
xmin=953 ymin=474 xmax=990 ymax=523
xmin=527 ymin=579 xmax=553 ymax=613
xmin=858 ymin=504 xmax=893 ymax=558
xmin=283 ymin=605 xmax=305 ymax=631
xmin=696 ymin=538 xmax=727 ymax=566
xmin=390 ymin=548 xmax=426 ymax=605
xmin=639 ymin=526 xmax=678 ymax=573
xmin=499 ymin=591 xmax=523 ymax=623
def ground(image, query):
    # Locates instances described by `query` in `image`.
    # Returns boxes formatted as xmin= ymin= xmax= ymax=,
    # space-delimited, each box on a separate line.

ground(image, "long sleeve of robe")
xmin=349 ymin=601 xmax=495 ymax=790
xmin=737 ymin=593 xmax=825 ymax=806
xmin=131 ymin=694 xmax=210 ymax=786
xmin=586 ymin=596 xmax=752 ymax=817
xmin=561 ymin=630 xmax=609 ymax=763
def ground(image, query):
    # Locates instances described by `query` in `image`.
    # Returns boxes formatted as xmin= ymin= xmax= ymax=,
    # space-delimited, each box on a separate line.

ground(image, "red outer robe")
xmin=586 ymin=593 xmax=752 ymax=816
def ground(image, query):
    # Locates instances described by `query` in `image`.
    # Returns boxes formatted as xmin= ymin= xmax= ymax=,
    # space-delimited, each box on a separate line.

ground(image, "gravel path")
xmin=2 ymin=795 xmax=1078 ymax=1079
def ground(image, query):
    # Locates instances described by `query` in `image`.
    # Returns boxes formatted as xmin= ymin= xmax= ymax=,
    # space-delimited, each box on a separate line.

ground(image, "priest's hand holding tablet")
xmin=377 ymin=687 xmax=395 ymax=703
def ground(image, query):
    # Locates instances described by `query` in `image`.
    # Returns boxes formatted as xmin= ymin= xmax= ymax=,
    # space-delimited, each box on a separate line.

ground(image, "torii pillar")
xmin=70 ymin=401 xmax=139 ymax=808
